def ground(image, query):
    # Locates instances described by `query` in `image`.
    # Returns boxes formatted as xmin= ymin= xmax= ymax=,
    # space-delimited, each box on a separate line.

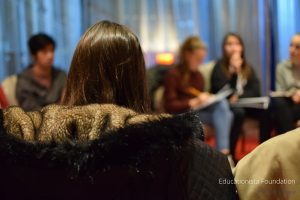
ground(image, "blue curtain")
xmin=0 ymin=0 xmax=299 ymax=93
xmin=273 ymin=0 xmax=300 ymax=61
xmin=0 ymin=0 xmax=82 ymax=79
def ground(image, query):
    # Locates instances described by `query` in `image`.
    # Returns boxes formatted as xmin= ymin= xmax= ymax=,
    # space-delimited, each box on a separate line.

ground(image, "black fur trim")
xmin=0 ymin=111 xmax=203 ymax=177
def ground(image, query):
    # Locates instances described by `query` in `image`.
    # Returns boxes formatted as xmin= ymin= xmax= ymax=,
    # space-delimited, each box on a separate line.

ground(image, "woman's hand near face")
xmin=229 ymin=53 xmax=243 ymax=74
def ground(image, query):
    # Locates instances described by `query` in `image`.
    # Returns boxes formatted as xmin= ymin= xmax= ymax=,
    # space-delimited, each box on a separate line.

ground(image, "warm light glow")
xmin=155 ymin=53 xmax=175 ymax=65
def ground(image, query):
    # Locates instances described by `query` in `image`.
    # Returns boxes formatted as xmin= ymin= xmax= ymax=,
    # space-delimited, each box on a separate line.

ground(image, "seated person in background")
xmin=211 ymin=33 xmax=272 ymax=162
xmin=16 ymin=33 xmax=66 ymax=111
xmin=234 ymin=128 xmax=300 ymax=200
xmin=0 ymin=21 xmax=236 ymax=200
xmin=163 ymin=36 xmax=233 ymax=155
xmin=272 ymin=33 xmax=300 ymax=134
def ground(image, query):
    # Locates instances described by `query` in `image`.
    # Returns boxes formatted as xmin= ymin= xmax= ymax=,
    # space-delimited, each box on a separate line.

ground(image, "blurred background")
xmin=0 ymin=0 xmax=299 ymax=93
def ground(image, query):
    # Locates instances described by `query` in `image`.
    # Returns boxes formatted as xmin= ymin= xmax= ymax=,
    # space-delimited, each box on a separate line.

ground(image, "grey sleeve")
xmin=276 ymin=63 xmax=287 ymax=91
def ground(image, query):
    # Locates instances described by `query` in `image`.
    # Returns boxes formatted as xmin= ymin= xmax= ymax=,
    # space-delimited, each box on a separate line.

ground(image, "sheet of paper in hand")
xmin=193 ymin=89 xmax=233 ymax=110
xmin=231 ymin=96 xmax=270 ymax=109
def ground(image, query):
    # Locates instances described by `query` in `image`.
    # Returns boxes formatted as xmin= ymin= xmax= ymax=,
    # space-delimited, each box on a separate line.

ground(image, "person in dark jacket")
xmin=16 ymin=33 xmax=66 ymax=111
xmin=0 ymin=21 xmax=236 ymax=200
xmin=211 ymin=33 xmax=272 ymax=162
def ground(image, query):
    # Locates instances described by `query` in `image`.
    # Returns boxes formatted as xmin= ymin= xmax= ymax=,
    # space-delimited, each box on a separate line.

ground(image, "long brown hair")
xmin=61 ymin=21 xmax=149 ymax=113
xmin=177 ymin=36 xmax=206 ymax=85
xmin=220 ymin=33 xmax=251 ymax=79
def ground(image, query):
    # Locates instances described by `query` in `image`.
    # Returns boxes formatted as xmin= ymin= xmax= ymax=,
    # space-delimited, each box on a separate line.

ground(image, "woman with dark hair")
xmin=61 ymin=21 xmax=149 ymax=112
xmin=211 ymin=33 xmax=272 ymax=162
xmin=0 ymin=21 xmax=236 ymax=200
xmin=164 ymin=36 xmax=233 ymax=155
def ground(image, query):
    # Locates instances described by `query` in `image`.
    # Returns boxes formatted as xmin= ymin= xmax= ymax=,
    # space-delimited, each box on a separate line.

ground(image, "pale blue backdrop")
xmin=0 ymin=0 xmax=299 ymax=92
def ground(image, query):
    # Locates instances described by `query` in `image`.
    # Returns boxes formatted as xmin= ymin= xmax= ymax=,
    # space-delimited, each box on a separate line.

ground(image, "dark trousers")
xmin=270 ymin=97 xmax=300 ymax=134
xmin=230 ymin=107 xmax=272 ymax=161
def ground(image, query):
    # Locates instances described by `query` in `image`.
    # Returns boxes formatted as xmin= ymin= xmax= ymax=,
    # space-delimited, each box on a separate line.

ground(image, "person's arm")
xmin=234 ymin=141 xmax=281 ymax=200
xmin=275 ymin=63 xmax=300 ymax=103
xmin=276 ymin=63 xmax=288 ymax=92
xmin=240 ymin=68 xmax=261 ymax=98
xmin=234 ymin=130 xmax=300 ymax=200
xmin=210 ymin=61 xmax=233 ymax=94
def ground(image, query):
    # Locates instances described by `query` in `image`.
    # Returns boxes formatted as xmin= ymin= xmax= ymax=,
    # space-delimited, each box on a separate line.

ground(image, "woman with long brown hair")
xmin=164 ymin=36 xmax=233 ymax=155
xmin=61 ymin=21 xmax=149 ymax=113
xmin=0 ymin=21 xmax=236 ymax=199
xmin=211 ymin=33 xmax=272 ymax=162
xmin=211 ymin=33 xmax=256 ymax=97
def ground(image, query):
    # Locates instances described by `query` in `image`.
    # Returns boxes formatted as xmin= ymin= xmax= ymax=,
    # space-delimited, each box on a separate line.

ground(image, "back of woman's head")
xmin=61 ymin=21 xmax=149 ymax=113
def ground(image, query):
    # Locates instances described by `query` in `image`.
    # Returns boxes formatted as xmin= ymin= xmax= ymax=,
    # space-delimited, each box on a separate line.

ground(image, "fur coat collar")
xmin=0 ymin=104 xmax=203 ymax=176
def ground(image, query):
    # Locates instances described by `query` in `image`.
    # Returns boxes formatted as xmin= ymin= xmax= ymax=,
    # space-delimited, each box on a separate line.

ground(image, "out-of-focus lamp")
xmin=155 ymin=53 xmax=175 ymax=65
